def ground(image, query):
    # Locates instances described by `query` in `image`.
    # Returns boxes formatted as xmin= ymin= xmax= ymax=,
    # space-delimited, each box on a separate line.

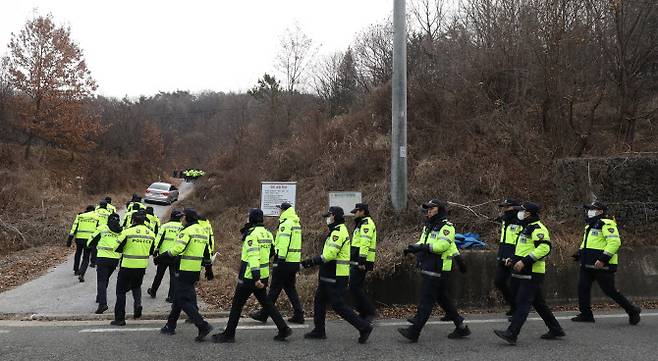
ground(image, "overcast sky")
xmin=0 ymin=0 xmax=392 ymax=98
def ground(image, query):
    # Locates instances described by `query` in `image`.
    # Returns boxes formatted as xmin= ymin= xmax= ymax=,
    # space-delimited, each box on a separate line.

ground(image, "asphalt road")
xmin=0 ymin=311 xmax=656 ymax=361
xmin=0 ymin=181 xmax=203 ymax=317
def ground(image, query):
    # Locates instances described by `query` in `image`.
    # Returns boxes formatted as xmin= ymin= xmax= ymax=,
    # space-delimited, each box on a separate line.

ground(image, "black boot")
xmin=493 ymin=330 xmax=516 ymax=345
xmin=160 ymin=325 xmax=176 ymax=335
xmin=571 ymin=313 xmax=595 ymax=323
xmin=195 ymin=323 xmax=213 ymax=342
xmin=211 ymin=331 xmax=235 ymax=343
xmin=358 ymin=324 xmax=373 ymax=344
xmin=110 ymin=320 xmax=126 ymax=326
xmin=133 ymin=306 xmax=142 ymax=319
xmin=249 ymin=310 xmax=267 ymax=323
xmin=304 ymin=329 xmax=327 ymax=339
xmin=288 ymin=314 xmax=305 ymax=324
xmin=147 ymin=288 xmax=156 ymax=299
xmin=448 ymin=325 xmax=471 ymax=339
xmin=540 ymin=329 xmax=566 ymax=339
xmin=397 ymin=327 xmax=419 ymax=343
xmin=273 ymin=327 xmax=293 ymax=341
xmin=629 ymin=307 xmax=641 ymax=325
xmin=78 ymin=275 xmax=85 ymax=283
xmin=94 ymin=305 xmax=108 ymax=314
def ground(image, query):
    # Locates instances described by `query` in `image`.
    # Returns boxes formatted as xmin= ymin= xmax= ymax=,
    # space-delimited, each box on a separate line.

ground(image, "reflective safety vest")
xmin=198 ymin=219 xmax=215 ymax=253
xmin=69 ymin=211 xmax=99 ymax=241
xmin=95 ymin=203 xmax=117 ymax=214
xmin=579 ymin=218 xmax=621 ymax=271
xmin=168 ymin=222 xmax=211 ymax=272
xmin=319 ymin=223 xmax=351 ymax=282
xmin=122 ymin=210 xmax=135 ymax=228
xmin=127 ymin=201 xmax=144 ymax=212
xmin=274 ymin=208 xmax=302 ymax=263
xmin=117 ymin=225 xmax=154 ymax=269
xmin=155 ymin=221 xmax=183 ymax=254
xmin=95 ymin=208 xmax=112 ymax=227
xmin=89 ymin=225 xmax=121 ymax=260
xmin=145 ymin=214 xmax=160 ymax=234
xmin=351 ymin=216 xmax=377 ymax=265
xmin=239 ymin=225 xmax=273 ymax=280
xmin=415 ymin=220 xmax=455 ymax=276
xmin=498 ymin=221 xmax=523 ymax=260
xmin=513 ymin=220 xmax=551 ymax=277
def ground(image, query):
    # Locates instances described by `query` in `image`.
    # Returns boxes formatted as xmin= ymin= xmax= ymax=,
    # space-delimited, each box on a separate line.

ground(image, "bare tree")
xmin=353 ymin=20 xmax=394 ymax=91
xmin=275 ymin=22 xmax=317 ymax=93
xmin=411 ymin=0 xmax=447 ymax=41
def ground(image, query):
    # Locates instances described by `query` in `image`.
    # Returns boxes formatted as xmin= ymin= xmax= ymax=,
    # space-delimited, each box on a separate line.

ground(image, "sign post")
xmin=328 ymin=191 xmax=362 ymax=216
xmin=260 ymin=182 xmax=297 ymax=216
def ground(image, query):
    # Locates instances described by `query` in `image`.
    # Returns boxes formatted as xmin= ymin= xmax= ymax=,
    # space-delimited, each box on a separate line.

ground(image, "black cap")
xmin=132 ymin=210 xmax=146 ymax=224
xmin=248 ymin=208 xmax=264 ymax=224
xmin=498 ymin=197 xmax=521 ymax=208
xmin=323 ymin=206 xmax=344 ymax=219
xmin=183 ymin=208 xmax=198 ymax=222
xmin=105 ymin=196 xmax=112 ymax=203
xmin=421 ymin=199 xmax=446 ymax=209
xmin=584 ymin=201 xmax=607 ymax=211
xmin=108 ymin=213 xmax=120 ymax=223
xmin=170 ymin=209 xmax=183 ymax=220
xmin=131 ymin=193 xmax=140 ymax=201
xmin=350 ymin=203 xmax=369 ymax=214
xmin=85 ymin=205 xmax=95 ymax=212
xmin=145 ymin=206 xmax=154 ymax=215
xmin=515 ymin=201 xmax=541 ymax=214
xmin=276 ymin=202 xmax=292 ymax=210
xmin=99 ymin=200 xmax=108 ymax=208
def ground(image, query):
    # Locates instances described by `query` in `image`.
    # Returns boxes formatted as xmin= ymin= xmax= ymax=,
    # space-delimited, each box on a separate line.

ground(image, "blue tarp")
xmin=455 ymin=232 xmax=487 ymax=249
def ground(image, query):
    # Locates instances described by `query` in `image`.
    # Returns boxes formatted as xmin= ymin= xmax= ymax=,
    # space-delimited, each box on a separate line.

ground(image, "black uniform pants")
xmin=259 ymin=264 xmax=304 ymax=318
xmin=114 ymin=268 xmax=145 ymax=321
xmin=90 ymin=247 xmax=97 ymax=266
xmin=78 ymin=246 xmax=93 ymax=276
xmin=507 ymin=277 xmax=562 ymax=337
xmin=411 ymin=274 xmax=463 ymax=336
xmin=166 ymin=271 xmax=208 ymax=330
xmin=150 ymin=263 xmax=176 ymax=300
xmin=578 ymin=268 xmax=637 ymax=317
xmin=96 ymin=258 xmax=119 ymax=306
xmin=349 ymin=266 xmax=376 ymax=318
xmin=494 ymin=262 xmax=516 ymax=311
xmin=224 ymin=278 xmax=287 ymax=337
xmin=313 ymin=277 xmax=369 ymax=333
xmin=73 ymin=239 xmax=86 ymax=273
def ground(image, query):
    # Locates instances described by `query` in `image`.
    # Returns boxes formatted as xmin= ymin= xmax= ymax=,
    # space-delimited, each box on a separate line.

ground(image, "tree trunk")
xmin=24 ymin=133 xmax=33 ymax=160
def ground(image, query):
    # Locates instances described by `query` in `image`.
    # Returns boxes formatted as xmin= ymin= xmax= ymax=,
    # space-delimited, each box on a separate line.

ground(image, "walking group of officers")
xmin=67 ymin=193 xmax=641 ymax=345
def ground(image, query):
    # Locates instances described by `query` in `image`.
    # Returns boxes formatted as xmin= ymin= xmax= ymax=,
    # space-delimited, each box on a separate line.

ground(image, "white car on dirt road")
xmin=144 ymin=182 xmax=179 ymax=205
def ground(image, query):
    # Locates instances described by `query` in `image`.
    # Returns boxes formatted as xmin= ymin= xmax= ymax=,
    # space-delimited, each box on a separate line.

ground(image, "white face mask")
xmin=517 ymin=211 xmax=526 ymax=221
xmin=325 ymin=216 xmax=333 ymax=225
xmin=587 ymin=210 xmax=598 ymax=218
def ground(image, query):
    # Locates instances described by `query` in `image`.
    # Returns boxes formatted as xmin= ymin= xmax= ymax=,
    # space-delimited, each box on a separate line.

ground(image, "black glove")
xmin=571 ymin=252 xmax=580 ymax=262
xmin=405 ymin=244 xmax=428 ymax=254
xmin=455 ymin=254 xmax=467 ymax=273
xmin=66 ymin=235 xmax=73 ymax=247
xmin=301 ymin=259 xmax=314 ymax=269
xmin=205 ymin=265 xmax=214 ymax=280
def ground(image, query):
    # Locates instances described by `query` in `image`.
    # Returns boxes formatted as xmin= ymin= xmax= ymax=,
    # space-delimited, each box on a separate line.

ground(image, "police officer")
xmin=349 ymin=203 xmax=377 ymax=322
xmin=145 ymin=206 xmax=160 ymax=235
xmin=495 ymin=198 xmax=523 ymax=316
xmin=86 ymin=213 xmax=123 ymax=314
xmin=571 ymin=201 xmax=641 ymax=325
xmin=148 ymin=209 xmax=184 ymax=302
xmin=211 ymin=208 xmax=292 ymax=343
xmin=399 ymin=199 xmax=470 ymax=342
xmin=111 ymin=210 xmax=154 ymax=326
xmin=494 ymin=201 xmax=564 ymax=345
xmin=126 ymin=194 xmax=145 ymax=212
xmin=91 ymin=200 xmax=113 ymax=268
xmin=158 ymin=208 xmax=214 ymax=341
xmin=67 ymin=205 xmax=99 ymax=276
xmin=301 ymin=206 xmax=373 ymax=343
xmin=197 ymin=214 xmax=215 ymax=255
xmin=250 ymin=202 xmax=305 ymax=324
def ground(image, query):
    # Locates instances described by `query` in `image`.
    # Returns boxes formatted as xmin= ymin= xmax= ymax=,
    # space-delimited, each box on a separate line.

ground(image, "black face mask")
xmin=502 ymin=210 xmax=517 ymax=223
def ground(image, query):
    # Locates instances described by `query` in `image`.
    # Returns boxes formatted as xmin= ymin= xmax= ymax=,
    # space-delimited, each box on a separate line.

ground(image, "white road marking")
xmin=79 ymin=323 xmax=308 ymax=333
xmin=375 ymin=312 xmax=658 ymax=327
xmin=0 ymin=330 xmax=10 ymax=334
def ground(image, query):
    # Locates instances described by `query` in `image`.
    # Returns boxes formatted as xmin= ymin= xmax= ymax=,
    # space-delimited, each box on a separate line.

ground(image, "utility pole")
xmin=392 ymin=0 xmax=407 ymax=212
